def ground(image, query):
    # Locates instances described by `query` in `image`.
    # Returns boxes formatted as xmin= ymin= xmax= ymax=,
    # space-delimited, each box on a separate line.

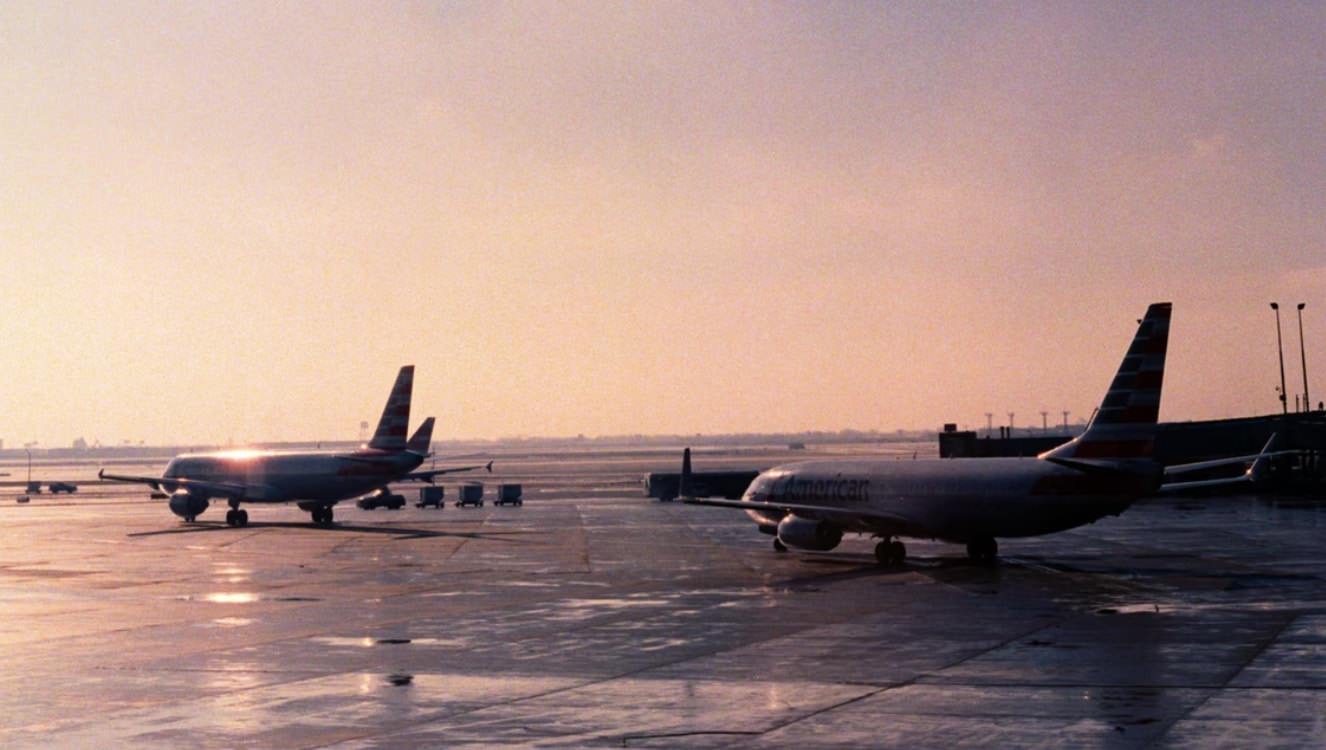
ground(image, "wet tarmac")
xmin=1 ymin=448 xmax=1324 ymax=748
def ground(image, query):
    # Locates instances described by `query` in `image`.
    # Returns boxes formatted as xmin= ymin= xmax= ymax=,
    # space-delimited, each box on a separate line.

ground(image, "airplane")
xmin=99 ymin=365 xmax=490 ymax=527
xmin=683 ymin=302 xmax=1185 ymax=566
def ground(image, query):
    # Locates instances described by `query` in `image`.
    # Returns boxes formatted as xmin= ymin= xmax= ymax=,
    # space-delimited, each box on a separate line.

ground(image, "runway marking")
xmin=1148 ymin=614 xmax=1296 ymax=744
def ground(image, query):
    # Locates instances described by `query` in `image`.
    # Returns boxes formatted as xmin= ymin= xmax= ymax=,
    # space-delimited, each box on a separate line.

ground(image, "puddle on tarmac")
xmin=1096 ymin=603 xmax=1177 ymax=615
xmin=309 ymin=636 xmax=471 ymax=648
xmin=202 ymin=592 xmax=259 ymax=604
xmin=171 ymin=593 xmax=322 ymax=604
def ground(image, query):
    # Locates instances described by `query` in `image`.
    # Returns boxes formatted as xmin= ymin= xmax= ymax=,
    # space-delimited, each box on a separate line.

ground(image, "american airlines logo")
xmin=774 ymin=476 xmax=870 ymax=503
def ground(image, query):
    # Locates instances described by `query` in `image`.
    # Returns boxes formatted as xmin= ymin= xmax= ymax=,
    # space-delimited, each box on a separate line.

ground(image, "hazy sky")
xmin=3 ymin=2 xmax=1325 ymax=446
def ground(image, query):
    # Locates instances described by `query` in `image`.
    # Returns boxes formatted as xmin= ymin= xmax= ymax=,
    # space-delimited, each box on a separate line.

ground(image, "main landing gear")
xmin=966 ymin=536 xmax=998 ymax=564
xmin=225 ymin=508 xmax=249 ymax=527
xmin=773 ymin=538 xmax=788 ymax=553
xmin=309 ymin=506 xmax=335 ymax=526
xmin=874 ymin=538 xmax=906 ymax=567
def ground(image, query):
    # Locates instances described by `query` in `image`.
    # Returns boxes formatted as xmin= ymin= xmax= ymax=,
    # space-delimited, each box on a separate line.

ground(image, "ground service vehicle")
xmin=417 ymin=486 xmax=445 ymax=508
xmin=456 ymin=482 xmax=484 ymax=507
xmin=357 ymin=491 xmax=405 ymax=510
xmin=494 ymin=484 xmax=523 ymax=506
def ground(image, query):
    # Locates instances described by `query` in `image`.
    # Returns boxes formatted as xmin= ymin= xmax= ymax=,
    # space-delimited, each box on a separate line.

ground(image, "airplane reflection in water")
xmin=684 ymin=302 xmax=1257 ymax=566
xmin=100 ymin=366 xmax=489 ymax=527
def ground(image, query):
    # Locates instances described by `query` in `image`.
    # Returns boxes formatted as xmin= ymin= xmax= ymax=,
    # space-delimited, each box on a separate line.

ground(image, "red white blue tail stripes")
xmin=1043 ymin=303 xmax=1171 ymax=461
xmin=368 ymin=365 xmax=414 ymax=451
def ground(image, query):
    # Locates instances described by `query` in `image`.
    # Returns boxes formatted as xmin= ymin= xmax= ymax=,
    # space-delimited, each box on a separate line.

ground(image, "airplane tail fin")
xmin=1042 ymin=302 xmax=1171 ymax=462
xmin=407 ymin=417 xmax=435 ymax=455
xmin=679 ymin=447 xmax=694 ymax=499
xmin=368 ymin=366 xmax=414 ymax=451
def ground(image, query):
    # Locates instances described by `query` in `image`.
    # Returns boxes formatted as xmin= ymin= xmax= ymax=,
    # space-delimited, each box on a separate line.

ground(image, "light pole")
xmin=1272 ymin=303 xmax=1288 ymax=414
xmin=1062 ymin=410 xmax=1070 ymax=431
xmin=1007 ymin=412 xmax=1014 ymax=437
xmin=985 ymin=413 xmax=993 ymax=437
xmin=1297 ymin=303 xmax=1310 ymax=412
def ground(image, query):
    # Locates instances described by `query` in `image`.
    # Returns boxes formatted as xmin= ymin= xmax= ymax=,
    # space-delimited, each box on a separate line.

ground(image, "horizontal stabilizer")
xmin=401 ymin=460 xmax=493 ymax=483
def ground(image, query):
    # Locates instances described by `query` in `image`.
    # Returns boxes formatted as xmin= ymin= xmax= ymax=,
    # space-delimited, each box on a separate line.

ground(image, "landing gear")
xmin=966 ymin=536 xmax=998 ymax=564
xmin=224 ymin=509 xmax=249 ymax=527
xmin=874 ymin=539 xmax=906 ymax=567
xmin=773 ymin=538 xmax=788 ymax=553
xmin=310 ymin=506 xmax=335 ymax=526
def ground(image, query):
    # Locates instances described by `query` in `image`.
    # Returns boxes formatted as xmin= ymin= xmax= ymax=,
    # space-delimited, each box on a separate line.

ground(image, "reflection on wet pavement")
xmin=0 ymin=451 xmax=1324 ymax=747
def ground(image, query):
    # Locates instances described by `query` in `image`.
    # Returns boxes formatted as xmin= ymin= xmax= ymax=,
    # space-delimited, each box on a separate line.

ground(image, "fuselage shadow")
xmin=127 ymin=519 xmax=540 ymax=543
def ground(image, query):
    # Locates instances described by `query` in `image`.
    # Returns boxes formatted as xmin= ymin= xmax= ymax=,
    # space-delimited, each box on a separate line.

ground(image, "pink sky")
xmin=3 ymin=2 xmax=1325 ymax=445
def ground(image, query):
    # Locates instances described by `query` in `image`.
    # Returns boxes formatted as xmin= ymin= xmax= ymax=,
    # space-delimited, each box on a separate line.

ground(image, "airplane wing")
xmin=399 ymin=461 xmax=493 ymax=483
xmin=681 ymin=496 xmax=928 ymax=536
xmin=1158 ymin=434 xmax=1294 ymax=493
xmin=98 ymin=470 xmax=248 ymax=499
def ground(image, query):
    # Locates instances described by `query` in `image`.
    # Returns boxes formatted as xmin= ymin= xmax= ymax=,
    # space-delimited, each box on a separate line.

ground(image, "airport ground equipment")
xmin=417 ymin=486 xmax=445 ymax=508
xmin=456 ymin=482 xmax=484 ymax=507
xmin=494 ymin=484 xmax=523 ymax=506
xmin=48 ymin=482 xmax=77 ymax=494
xmin=357 ymin=490 xmax=406 ymax=510
xmin=644 ymin=468 xmax=759 ymax=501
xmin=25 ymin=481 xmax=41 ymax=494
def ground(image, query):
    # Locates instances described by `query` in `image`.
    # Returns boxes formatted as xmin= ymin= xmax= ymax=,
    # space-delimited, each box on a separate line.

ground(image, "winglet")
xmin=369 ymin=366 xmax=414 ymax=451
xmin=407 ymin=417 xmax=435 ymax=455
xmin=679 ymin=448 xmax=694 ymax=500
xmin=1247 ymin=433 xmax=1278 ymax=483
xmin=1042 ymin=303 xmax=1171 ymax=462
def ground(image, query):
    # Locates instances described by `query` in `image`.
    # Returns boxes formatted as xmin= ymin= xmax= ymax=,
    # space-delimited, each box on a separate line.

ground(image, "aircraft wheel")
xmin=237 ymin=509 xmax=249 ymax=527
xmin=323 ymin=507 xmax=334 ymax=525
xmin=310 ymin=507 xmax=325 ymax=525
xmin=966 ymin=537 xmax=998 ymax=563
xmin=875 ymin=540 xmax=906 ymax=567
xmin=184 ymin=515 xmax=196 ymax=523
xmin=225 ymin=509 xmax=237 ymax=527
xmin=773 ymin=538 xmax=788 ymax=553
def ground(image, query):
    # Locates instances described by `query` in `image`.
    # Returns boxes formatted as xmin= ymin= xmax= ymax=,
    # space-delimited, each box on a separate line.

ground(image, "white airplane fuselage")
xmin=742 ymin=457 xmax=1163 ymax=543
xmin=162 ymin=449 xmax=424 ymax=504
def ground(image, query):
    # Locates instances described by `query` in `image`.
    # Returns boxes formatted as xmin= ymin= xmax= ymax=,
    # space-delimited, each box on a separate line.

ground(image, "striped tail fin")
xmin=1042 ymin=303 xmax=1171 ymax=461
xmin=368 ymin=365 xmax=414 ymax=451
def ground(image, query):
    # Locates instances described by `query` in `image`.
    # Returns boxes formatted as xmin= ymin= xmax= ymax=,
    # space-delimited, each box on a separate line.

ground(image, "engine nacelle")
xmin=168 ymin=491 xmax=209 ymax=520
xmin=776 ymin=514 xmax=843 ymax=552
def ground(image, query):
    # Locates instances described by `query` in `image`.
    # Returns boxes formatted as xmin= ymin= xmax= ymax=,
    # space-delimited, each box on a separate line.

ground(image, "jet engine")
xmin=776 ymin=514 xmax=842 ymax=551
xmin=168 ymin=490 xmax=209 ymax=520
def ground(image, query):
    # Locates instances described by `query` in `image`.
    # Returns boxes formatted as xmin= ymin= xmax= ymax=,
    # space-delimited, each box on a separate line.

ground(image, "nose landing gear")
xmin=966 ymin=536 xmax=998 ymax=564
xmin=874 ymin=538 xmax=906 ymax=567
xmin=224 ymin=508 xmax=249 ymax=527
